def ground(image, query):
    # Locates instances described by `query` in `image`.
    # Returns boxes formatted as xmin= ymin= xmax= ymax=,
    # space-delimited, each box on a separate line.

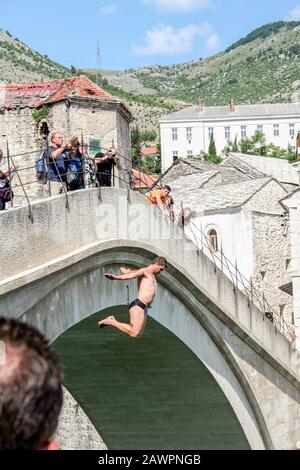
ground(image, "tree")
xmin=131 ymin=126 xmax=141 ymax=168
xmin=252 ymin=130 xmax=267 ymax=155
xmin=140 ymin=130 xmax=157 ymax=142
xmin=232 ymin=134 xmax=239 ymax=152
xmin=223 ymin=129 xmax=295 ymax=161
xmin=155 ymin=142 xmax=162 ymax=174
xmin=208 ymin=133 xmax=217 ymax=157
xmin=141 ymin=156 xmax=156 ymax=174
xmin=240 ymin=137 xmax=254 ymax=154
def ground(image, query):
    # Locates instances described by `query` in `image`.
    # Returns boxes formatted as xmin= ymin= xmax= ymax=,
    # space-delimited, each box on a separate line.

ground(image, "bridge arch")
xmin=13 ymin=245 xmax=267 ymax=449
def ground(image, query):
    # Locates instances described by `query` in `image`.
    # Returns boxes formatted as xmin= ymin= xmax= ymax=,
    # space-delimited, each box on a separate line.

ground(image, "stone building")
xmin=0 ymin=75 xmax=133 ymax=195
xmin=160 ymin=159 xmax=294 ymax=325
xmin=280 ymin=182 xmax=300 ymax=349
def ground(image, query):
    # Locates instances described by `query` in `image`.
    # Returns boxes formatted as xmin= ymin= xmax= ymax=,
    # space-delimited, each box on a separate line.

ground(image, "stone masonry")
xmin=56 ymin=387 xmax=107 ymax=450
xmin=0 ymin=77 xmax=132 ymax=197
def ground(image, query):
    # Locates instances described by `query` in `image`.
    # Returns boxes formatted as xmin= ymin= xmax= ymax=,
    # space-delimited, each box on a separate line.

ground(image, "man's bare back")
xmin=98 ymin=257 xmax=167 ymax=338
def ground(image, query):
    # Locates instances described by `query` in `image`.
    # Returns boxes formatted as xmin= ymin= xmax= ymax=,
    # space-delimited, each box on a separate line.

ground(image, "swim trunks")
xmin=129 ymin=298 xmax=150 ymax=315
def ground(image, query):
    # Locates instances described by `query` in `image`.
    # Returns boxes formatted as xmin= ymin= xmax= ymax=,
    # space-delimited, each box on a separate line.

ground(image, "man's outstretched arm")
xmin=120 ymin=267 xmax=134 ymax=274
xmin=104 ymin=268 xmax=146 ymax=281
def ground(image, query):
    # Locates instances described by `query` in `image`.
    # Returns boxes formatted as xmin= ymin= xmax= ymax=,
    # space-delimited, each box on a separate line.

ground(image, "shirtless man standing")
xmin=98 ymin=257 xmax=167 ymax=338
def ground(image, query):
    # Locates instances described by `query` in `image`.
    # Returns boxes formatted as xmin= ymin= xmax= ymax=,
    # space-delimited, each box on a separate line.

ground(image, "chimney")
xmin=230 ymin=97 xmax=235 ymax=112
xmin=199 ymin=99 xmax=205 ymax=112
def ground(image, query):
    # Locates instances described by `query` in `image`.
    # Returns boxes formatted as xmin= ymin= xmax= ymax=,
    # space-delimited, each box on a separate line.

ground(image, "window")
xmin=273 ymin=124 xmax=280 ymax=137
xmin=289 ymin=124 xmax=295 ymax=139
xmin=172 ymin=151 xmax=179 ymax=162
xmin=89 ymin=138 xmax=102 ymax=157
xmin=172 ymin=128 xmax=178 ymax=141
xmin=225 ymin=127 xmax=231 ymax=140
xmin=186 ymin=127 xmax=192 ymax=143
xmin=187 ymin=150 xmax=193 ymax=158
xmin=241 ymin=126 xmax=247 ymax=139
xmin=257 ymin=124 xmax=263 ymax=131
xmin=208 ymin=127 xmax=214 ymax=139
xmin=207 ymin=229 xmax=218 ymax=253
xmin=39 ymin=121 xmax=49 ymax=138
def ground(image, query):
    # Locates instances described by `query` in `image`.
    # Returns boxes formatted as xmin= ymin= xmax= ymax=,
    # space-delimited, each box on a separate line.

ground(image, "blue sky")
xmin=2 ymin=0 xmax=300 ymax=70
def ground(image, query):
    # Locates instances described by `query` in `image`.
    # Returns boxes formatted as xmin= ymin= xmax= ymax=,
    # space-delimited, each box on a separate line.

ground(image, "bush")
xmin=32 ymin=105 xmax=50 ymax=122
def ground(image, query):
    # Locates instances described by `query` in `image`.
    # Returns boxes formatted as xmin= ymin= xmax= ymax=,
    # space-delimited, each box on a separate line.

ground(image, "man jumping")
xmin=98 ymin=257 xmax=167 ymax=338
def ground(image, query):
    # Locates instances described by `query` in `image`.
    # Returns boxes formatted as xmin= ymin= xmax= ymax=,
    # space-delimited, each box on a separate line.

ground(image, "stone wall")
xmin=0 ymin=99 xmax=131 ymax=196
xmin=251 ymin=211 xmax=293 ymax=324
xmin=0 ymin=107 xmax=43 ymax=194
xmin=281 ymin=190 xmax=300 ymax=349
xmin=56 ymin=387 xmax=107 ymax=450
xmin=116 ymin=111 xmax=131 ymax=186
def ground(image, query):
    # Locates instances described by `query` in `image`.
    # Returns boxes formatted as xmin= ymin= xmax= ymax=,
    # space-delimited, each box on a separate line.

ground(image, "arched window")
xmin=207 ymin=229 xmax=218 ymax=253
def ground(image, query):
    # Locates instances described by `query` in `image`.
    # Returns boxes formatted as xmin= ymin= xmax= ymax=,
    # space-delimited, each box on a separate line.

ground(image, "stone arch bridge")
xmin=0 ymin=188 xmax=299 ymax=449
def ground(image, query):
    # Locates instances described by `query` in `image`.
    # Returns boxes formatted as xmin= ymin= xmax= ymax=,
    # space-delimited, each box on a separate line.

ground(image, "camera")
xmin=107 ymin=152 xmax=116 ymax=160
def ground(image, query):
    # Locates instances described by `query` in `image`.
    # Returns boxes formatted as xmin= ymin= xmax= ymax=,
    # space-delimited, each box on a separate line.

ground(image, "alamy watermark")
xmin=94 ymin=195 xmax=200 ymax=254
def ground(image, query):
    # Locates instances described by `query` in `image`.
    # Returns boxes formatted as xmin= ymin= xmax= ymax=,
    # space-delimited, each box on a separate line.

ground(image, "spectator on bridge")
xmin=175 ymin=207 xmax=192 ymax=228
xmin=65 ymin=137 xmax=84 ymax=191
xmin=165 ymin=194 xmax=175 ymax=221
xmin=93 ymin=147 xmax=118 ymax=187
xmin=0 ymin=148 xmax=16 ymax=181
xmin=45 ymin=132 xmax=72 ymax=195
xmin=145 ymin=185 xmax=172 ymax=216
xmin=0 ymin=171 xmax=13 ymax=211
xmin=0 ymin=317 xmax=63 ymax=449
xmin=82 ymin=143 xmax=97 ymax=188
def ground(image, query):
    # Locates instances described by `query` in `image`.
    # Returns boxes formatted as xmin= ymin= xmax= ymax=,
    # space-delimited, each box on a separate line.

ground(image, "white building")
xmin=160 ymin=100 xmax=300 ymax=171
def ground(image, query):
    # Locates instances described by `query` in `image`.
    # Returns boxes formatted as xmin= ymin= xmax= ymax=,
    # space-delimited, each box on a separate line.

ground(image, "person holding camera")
xmin=0 ymin=149 xmax=15 ymax=211
xmin=64 ymin=137 xmax=85 ymax=191
xmin=45 ymin=132 xmax=73 ymax=195
xmin=0 ymin=171 xmax=13 ymax=211
xmin=93 ymin=147 xmax=118 ymax=187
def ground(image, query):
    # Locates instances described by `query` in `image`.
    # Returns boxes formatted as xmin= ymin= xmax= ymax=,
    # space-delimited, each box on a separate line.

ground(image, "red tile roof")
xmin=131 ymin=169 xmax=158 ymax=189
xmin=0 ymin=75 xmax=116 ymax=110
xmin=140 ymin=147 xmax=157 ymax=156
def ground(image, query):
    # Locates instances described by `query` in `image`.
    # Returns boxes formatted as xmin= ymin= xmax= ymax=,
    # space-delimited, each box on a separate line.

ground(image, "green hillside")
xmin=126 ymin=21 xmax=300 ymax=105
xmin=2 ymin=21 xmax=300 ymax=130
xmin=0 ymin=28 xmax=71 ymax=83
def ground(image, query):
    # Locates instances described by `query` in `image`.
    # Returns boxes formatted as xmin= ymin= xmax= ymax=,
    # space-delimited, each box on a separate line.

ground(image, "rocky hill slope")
xmin=98 ymin=21 xmax=300 ymax=106
xmin=2 ymin=21 xmax=300 ymax=131
xmin=0 ymin=29 xmax=71 ymax=83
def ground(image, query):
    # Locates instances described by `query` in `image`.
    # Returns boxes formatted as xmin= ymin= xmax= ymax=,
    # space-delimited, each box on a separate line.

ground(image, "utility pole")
xmin=96 ymin=41 xmax=101 ymax=86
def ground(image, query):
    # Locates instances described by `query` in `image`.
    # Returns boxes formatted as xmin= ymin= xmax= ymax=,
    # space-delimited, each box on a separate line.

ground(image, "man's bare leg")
xmin=98 ymin=306 xmax=146 ymax=338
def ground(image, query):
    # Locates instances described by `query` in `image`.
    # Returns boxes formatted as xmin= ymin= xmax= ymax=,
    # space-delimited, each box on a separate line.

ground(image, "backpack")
xmin=35 ymin=150 xmax=47 ymax=182
xmin=0 ymin=184 xmax=13 ymax=202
